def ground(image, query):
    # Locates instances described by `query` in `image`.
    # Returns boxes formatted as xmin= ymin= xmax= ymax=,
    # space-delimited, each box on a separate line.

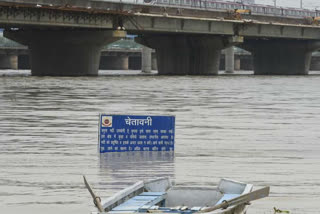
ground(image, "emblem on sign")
xmin=101 ymin=116 xmax=113 ymax=127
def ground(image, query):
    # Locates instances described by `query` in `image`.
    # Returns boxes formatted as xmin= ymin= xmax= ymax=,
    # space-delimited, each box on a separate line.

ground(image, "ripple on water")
xmin=1 ymin=70 xmax=320 ymax=214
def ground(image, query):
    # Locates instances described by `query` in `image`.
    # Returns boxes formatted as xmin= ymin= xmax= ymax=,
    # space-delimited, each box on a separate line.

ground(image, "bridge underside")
xmin=4 ymin=29 xmax=125 ymax=76
xmin=136 ymin=35 xmax=242 ymax=75
xmin=3 ymin=29 xmax=320 ymax=76
xmin=240 ymin=39 xmax=320 ymax=75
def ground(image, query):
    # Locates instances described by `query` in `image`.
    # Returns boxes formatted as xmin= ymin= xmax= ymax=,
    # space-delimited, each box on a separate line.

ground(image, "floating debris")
xmin=274 ymin=207 xmax=290 ymax=213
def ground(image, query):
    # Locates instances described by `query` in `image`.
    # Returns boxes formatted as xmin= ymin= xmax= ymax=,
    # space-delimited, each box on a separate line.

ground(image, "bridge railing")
xmin=94 ymin=0 xmax=320 ymax=19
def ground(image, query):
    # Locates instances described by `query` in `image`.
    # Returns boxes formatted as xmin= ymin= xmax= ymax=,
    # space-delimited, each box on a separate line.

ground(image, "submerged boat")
xmin=85 ymin=177 xmax=269 ymax=214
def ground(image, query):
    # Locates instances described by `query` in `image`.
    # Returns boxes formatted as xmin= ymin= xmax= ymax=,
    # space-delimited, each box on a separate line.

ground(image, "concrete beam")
xmin=0 ymin=0 xmax=313 ymax=26
xmin=136 ymin=35 xmax=243 ymax=75
xmin=0 ymin=4 xmax=320 ymax=40
xmin=238 ymin=24 xmax=320 ymax=40
xmin=4 ymin=29 xmax=126 ymax=76
xmin=240 ymin=39 xmax=320 ymax=75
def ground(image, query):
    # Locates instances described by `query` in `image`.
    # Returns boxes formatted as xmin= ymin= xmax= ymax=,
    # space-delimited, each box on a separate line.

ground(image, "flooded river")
xmin=1 ymin=70 xmax=320 ymax=214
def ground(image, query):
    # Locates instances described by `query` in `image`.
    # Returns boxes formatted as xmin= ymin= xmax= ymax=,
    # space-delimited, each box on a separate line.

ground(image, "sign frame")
xmin=98 ymin=114 xmax=176 ymax=153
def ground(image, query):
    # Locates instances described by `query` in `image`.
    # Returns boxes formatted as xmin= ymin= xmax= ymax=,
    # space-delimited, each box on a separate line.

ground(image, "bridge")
xmin=0 ymin=0 xmax=320 ymax=76
xmin=0 ymin=36 xmax=259 ymax=71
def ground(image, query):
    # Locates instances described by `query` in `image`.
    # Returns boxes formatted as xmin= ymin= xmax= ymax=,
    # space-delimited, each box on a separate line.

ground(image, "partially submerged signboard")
xmin=99 ymin=114 xmax=175 ymax=153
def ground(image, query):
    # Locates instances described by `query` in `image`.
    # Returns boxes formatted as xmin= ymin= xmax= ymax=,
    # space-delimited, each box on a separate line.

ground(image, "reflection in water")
xmin=99 ymin=151 xmax=175 ymax=181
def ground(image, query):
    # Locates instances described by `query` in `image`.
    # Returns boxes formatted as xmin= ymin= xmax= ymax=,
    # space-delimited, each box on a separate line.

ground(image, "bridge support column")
xmin=0 ymin=54 xmax=18 ymax=69
xmin=136 ymin=35 xmax=242 ymax=75
xmin=129 ymin=56 xmax=141 ymax=70
xmin=240 ymin=55 xmax=253 ymax=71
xmin=100 ymin=56 xmax=129 ymax=70
xmin=310 ymin=56 xmax=320 ymax=71
xmin=152 ymin=53 xmax=157 ymax=70
xmin=225 ymin=46 xmax=234 ymax=73
xmin=4 ymin=29 xmax=126 ymax=76
xmin=142 ymin=46 xmax=152 ymax=73
xmin=18 ymin=55 xmax=30 ymax=69
xmin=241 ymin=39 xmax=320 ymax=75
xmin=235 ymin=56 xmax=241 ymax=70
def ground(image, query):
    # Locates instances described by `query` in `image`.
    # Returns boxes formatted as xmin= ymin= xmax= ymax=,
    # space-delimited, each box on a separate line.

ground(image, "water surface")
xmin=1 ymin=70 xmax=320 ymax=214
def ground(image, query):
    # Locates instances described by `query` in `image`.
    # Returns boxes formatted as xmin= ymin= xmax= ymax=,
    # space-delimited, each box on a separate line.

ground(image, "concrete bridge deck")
xmin=0 ymin=0 xmax=319 ymax=39
xmin=0 ymin=0 xmax=319 ymax=76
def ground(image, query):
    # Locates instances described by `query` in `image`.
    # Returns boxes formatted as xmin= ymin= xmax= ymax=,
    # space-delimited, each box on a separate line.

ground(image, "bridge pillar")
xmin=136 ymin=35 xmax=242 ymax=75
xmin=240 ymin=55 xmax=253 ymax=71
xmin=18 ymin=55 xmax=31 ymax=69
xmin=310 ymin=55 xmax=320 ymax=71
xmin=0 ymin=54 xmax=18 ymax=69
xmin=100 ymin=56 xmax=129 ymax=70
xmin=129 ymin=56 xmax=141 ymax=70
xmin=235 ymin=56 xmax=241 ymax=70
xmin=225 ymin=46 xmax=234 ymax=73
xmin=141 ymin=46 xmax=152 ymax=73
xmin=4 ymin=29 xmax=126 ymax=76
xmin=241 ymin=39 xmax=320 ymax=75
xmin=152 ymin=53 xmax=157 ymax=71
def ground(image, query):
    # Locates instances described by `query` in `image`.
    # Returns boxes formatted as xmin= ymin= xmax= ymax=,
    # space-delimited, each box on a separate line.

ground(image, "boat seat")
xmin=112 ymin=192 xmax=167 ymax=212
xmin=215 ymin=194 xmax=240 ymax=205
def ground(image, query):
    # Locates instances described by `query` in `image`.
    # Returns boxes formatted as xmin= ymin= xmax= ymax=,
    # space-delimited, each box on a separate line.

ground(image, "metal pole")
xmin=300 ymin=0 xmax=303 ymax=9
xmin=274 ymin=0 xmax=276 ymax=7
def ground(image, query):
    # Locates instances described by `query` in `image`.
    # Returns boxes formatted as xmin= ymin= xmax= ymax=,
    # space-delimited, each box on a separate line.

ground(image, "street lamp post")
xmin=300 ymin=0 xmax=303 ymax=9
xmin=274 ymin=0 xmax=276 ymax=7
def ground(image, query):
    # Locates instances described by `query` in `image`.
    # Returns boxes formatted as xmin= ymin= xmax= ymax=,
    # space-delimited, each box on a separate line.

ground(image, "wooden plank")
xmin=113 ymin=192 xmax=167 ymax=212
xmin=102 ymin=181 xmax=144 ymax=210
xmin=140 ymin=192 xmax=166 ymax=196
xmin=113 ymin=205 xmax=144 ymax=211
xmin=132 ymin=196 xmax=159 ymax=201
xmin=108 ymin=211 xmax=136 ymax=214
xmin=146 ymin=194 xmax=166 ymax=206
xmin=113 ymin=195 xmax=159 ymax=211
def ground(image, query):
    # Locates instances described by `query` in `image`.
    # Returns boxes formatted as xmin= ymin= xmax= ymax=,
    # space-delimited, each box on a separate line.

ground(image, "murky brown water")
xmin=1 ymin=70 xmax=320 ymax=214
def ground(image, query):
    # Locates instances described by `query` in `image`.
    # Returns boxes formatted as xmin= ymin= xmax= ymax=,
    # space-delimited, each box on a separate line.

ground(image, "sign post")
xmin=99 ymin=114 xmax=175 ymax=153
